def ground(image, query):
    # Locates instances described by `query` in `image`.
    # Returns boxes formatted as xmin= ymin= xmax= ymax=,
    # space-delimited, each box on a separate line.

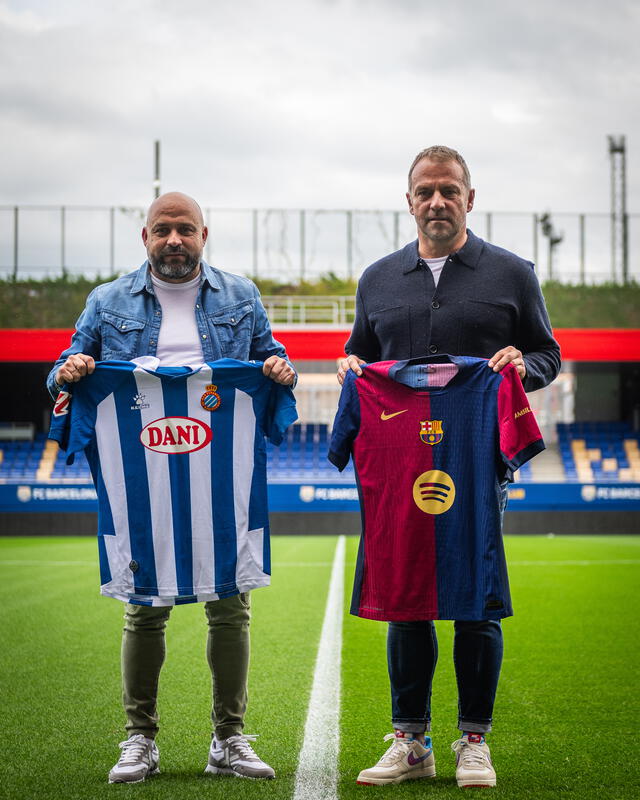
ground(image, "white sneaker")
xmin=356 ymin=732 xmax=436 ymax=786
xmin=205 ymin=733 xmax=275 ymax=779
xmin=108 ymin=734 xmax=160 ymax=783
xmin=451 ymin=734 xmax=496 ymax=788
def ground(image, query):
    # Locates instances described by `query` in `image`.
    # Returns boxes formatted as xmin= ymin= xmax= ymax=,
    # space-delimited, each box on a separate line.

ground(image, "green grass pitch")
xmin=0 ymin=533 xmax=638 ymax=799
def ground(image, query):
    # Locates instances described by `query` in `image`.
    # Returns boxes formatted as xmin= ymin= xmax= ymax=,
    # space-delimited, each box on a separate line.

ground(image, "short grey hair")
xmin=407 ymin=146 xmax=471 ymax=191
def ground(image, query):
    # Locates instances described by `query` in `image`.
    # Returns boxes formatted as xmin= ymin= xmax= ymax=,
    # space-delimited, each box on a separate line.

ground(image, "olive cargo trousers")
xmin=121 ymin=593 xmax=251 ymax=741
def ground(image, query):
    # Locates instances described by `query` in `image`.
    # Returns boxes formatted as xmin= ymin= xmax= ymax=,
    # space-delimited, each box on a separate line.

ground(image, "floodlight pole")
xmin=153 ymin=140 xmax=161 ymax=199
xmin=608 ymin=135 xmax=628 ymax=284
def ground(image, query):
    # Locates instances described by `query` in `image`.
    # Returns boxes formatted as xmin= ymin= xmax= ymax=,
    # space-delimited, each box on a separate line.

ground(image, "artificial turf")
xmin=0 ymin=533 xmax=638 ymax=800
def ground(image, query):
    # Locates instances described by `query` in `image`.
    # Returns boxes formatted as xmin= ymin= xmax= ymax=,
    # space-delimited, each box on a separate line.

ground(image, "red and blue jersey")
xmin=328 ymin=355 xmax=544 ymax=621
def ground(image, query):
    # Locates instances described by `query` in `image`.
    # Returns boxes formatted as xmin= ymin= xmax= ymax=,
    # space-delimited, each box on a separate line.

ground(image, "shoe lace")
xmin=451 ymin=739 xmax=487 ymax=768
xmin=117 ymin=736 xmax=150 ymax=766
xmin=226 ymin=734 xmax=261 ymax=761
xmin=377 ymin=733 xmax=414 ymax=765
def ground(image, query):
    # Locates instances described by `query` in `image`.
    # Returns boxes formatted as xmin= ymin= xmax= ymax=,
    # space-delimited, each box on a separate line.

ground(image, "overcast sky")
xmin=1 ymin=0 xmax=638 ymax=214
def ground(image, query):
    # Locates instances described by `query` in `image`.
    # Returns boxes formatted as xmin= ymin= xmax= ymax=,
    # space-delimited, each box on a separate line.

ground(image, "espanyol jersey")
xmin=329 ymin=355 xmax=544 ymax=622
xmin=49 ymin=358 xmax=297 ymax=606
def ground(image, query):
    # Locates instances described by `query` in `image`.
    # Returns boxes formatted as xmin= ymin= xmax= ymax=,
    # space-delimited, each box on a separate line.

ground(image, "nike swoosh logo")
xmin=380 ymin=410 xmax=407 ymax=420
xmin=407 ymin=751 xmax=431 ymax=765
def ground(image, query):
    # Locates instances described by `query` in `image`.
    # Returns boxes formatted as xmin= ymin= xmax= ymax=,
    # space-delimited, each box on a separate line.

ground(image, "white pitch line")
xmin=0 ymin=559 xmax=96 ymax=567
xmin=293 ymin=535 xmax=345 ymax=800
xmin=509 ymin=559 xmax=640 ymax=567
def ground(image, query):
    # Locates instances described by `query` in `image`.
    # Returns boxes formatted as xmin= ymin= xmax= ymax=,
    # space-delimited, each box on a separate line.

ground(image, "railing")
xmin=262 ymin=295 xmax=355 ymax=326
xmin=1 ymin=205 xmax=637 ymax=284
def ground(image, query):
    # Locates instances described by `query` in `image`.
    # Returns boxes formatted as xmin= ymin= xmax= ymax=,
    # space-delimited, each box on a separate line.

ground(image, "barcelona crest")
xmin=200 ymin=384 xmax=222 ymax=412
xmin=419 ymin=419 xmax=443 ymax=446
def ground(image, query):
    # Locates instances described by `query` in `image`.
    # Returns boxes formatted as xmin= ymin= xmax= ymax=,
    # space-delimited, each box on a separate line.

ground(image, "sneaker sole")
xmin=356 ymin=769 xmax=436 ymax=786
xmin=205 ymin=764 xmax=275 ymax=780
xmin=108 ymin=766 xmax=160 ymax=784
xmin=457 ymin=778 xmax=496 ymax=788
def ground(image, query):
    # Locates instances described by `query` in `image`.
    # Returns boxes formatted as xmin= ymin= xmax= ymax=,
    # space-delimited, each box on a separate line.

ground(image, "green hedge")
xmin=0 ymin=274 xmax=638 ymax=329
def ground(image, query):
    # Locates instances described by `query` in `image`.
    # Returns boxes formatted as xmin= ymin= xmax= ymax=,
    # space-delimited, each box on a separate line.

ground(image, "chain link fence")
xmin=1 ymin=205 xmax=637 ymax=284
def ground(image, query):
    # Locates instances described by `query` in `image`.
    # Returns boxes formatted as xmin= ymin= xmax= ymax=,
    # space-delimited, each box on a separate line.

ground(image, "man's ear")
xmin=406 ymin=192 xmax=415 ymax=216
xmin=142 ymin=227 xmax=148 ymax=245
xmin=467 ymin=188 xmax=475 ymax=212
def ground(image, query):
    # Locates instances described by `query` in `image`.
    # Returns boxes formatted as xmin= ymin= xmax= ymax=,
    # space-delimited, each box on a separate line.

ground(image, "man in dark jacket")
xmin=338 ymin=146 xmax=560 ymax=789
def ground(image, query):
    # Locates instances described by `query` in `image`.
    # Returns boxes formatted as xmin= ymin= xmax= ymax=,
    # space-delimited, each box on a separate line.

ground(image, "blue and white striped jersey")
xmin=48 ymin=358 xmax=297 ymax=606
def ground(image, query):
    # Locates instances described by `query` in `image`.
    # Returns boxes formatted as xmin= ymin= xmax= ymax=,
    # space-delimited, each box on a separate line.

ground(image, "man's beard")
xmin=151 ymin=251 xmax=200 ymax=279
xmin=423 ymin=216 xmax=460 ymax=243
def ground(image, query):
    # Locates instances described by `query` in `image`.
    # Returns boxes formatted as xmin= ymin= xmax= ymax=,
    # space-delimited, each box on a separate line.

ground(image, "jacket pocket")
xmin=208 ymin=302 xmax=254 ymax=358
xmin=368 ymin=305 xmax=411 ymax=357
xmin=459 ymin=299 xmax=515 ymax=356
xmin=100 ymin=311 xmax=146 ymax=360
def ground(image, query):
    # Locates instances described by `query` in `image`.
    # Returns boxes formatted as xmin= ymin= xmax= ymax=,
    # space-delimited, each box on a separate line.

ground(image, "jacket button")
xmin=202 ymin=334 xmax=207 ymax=339
xmin=429 ymin=344 xmax=438 ymax=353
xmin=432 ymin=300 xmax=440 ymax=309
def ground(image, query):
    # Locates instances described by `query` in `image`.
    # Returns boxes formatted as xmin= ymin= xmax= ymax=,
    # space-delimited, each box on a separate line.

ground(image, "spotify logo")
xmin=412 ymin=470 xmax=456 ymax=515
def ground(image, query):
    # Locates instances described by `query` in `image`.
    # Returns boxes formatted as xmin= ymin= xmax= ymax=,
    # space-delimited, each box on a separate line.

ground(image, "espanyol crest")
xmin=200 ymin=384 xmax=221 ymax=411
xmin=419 ymin=419 xmax=443 ymax=446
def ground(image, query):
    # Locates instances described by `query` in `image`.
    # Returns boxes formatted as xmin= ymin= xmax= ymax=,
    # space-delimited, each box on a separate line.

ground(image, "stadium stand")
xmin=557 ymin=421 xmax=640 ymax=482
xmin=0 ymin=422 xmax=547 ymax=484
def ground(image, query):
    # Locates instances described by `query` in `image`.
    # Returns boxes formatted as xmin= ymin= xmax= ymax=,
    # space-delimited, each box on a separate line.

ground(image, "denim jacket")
xmin=47 ymin=261 xmax=291 ymax=398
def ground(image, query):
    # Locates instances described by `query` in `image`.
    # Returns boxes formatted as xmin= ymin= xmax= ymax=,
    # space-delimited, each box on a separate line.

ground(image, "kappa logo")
xmin=140 ymin=416 xmax=212 ymax=454
xmin=380 ymin=409 xmax=407 ymax=420
xmin=53 ymin=390 xmax=71 ymax=417
xmin=200 ymin=384 xmax=222 ymax=412
xmin=419 ymin=419 xmax=443 ymax=445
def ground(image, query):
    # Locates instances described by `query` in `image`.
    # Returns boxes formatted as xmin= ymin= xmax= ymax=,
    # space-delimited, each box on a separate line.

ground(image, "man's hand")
xmin=55 ymin=353 xmax=95 ymax=387
xmin=263 ymin=356 xmax=295 ymax=386
xmin=488 ymin=346 xmax=526 ymax=380
xmin=337 ymin=355 xmax=366 ymax=385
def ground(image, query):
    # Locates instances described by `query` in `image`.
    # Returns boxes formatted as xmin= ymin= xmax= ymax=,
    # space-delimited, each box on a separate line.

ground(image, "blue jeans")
xmin=388 ymin=619 xmax=503 ymax=734
xmin=388 ymin=480 xmax=508 ymax=734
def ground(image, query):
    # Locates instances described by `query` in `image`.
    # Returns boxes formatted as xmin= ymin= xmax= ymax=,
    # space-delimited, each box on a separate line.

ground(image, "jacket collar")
xmin=402 ymin=228 xmax=483 ymax=274
xmin=130 ymin=260 xmax=222 ymax=294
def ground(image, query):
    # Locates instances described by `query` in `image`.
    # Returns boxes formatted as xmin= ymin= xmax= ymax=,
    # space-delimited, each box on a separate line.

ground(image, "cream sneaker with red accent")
xmin=451 ymin=733 xmax=496 ymax=788
xmin=356 ymin=731 xmax=436 ymax=786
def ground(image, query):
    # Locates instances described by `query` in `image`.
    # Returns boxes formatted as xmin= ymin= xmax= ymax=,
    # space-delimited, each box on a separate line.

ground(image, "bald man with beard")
xmin=48 ymin=192 xmax=295 ymax=783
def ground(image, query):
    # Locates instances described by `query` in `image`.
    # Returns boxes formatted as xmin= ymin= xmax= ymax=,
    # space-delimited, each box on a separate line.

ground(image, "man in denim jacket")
xmin=47 ymin=192 xmax=295 ymax=783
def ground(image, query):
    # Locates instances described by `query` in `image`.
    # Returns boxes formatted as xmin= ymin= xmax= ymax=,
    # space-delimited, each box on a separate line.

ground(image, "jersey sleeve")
xmin=265 ymin=382 xmax=298 ymax=445
xmin=328 ymin=370 xmax=361 ymax=471
xmin=47 ymin=384 xmax=96 ymax=464
xmin=497 ymin=363 xmax=545 ymax=473
xmin=47 ymin=362 xmax=134 ymax=463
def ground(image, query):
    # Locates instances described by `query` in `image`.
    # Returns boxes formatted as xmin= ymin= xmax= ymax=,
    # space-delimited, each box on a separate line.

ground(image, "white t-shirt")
xmin=151 ymin=272 xmax=203 ymax=366
xmin=424 ymin=255 xmax=448 ymax=287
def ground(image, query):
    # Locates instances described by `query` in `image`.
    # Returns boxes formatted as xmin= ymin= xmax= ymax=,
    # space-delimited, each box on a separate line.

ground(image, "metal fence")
xmin=1 ymin=205 xmax=638 ymax=284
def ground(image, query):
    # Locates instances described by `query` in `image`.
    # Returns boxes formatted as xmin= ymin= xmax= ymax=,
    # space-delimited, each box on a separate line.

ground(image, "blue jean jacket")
xmin=47 ymin=261 xmax=291 ymax=398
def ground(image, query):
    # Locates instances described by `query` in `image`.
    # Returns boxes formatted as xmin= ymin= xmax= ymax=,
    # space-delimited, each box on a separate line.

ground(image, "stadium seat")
xmin=559 ymin=421 xmax=639 ymax=483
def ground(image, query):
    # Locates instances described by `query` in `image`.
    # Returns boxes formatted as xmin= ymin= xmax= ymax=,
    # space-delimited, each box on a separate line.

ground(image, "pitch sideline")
xmin=293 ymin=534 xmax=345 ymax=800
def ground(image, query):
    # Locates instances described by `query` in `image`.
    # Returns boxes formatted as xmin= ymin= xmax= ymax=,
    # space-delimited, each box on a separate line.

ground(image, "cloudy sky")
xmin=1 ymin=0 xmax=638 ymax=215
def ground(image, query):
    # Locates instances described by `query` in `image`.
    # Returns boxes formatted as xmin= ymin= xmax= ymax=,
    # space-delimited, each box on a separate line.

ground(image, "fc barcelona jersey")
xmin=48 ymin=357 xmax=297 ymax=606
xmin=328 ymin=355 xmax=544 ymax=621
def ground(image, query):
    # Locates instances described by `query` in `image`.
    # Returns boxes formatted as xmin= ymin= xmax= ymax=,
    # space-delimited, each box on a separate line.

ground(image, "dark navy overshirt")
xmin=345 ymin=229 xmax=561 ymax=392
